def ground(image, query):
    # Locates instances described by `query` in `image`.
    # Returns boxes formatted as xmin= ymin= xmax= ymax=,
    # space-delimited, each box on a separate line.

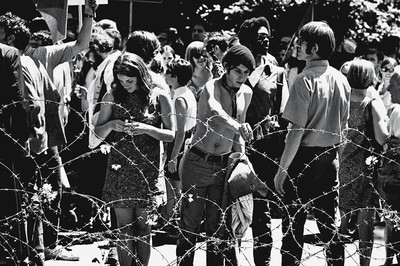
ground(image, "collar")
xmin=248 ymin=63 xmax=273 ymax=87
xmin=22 ymin=45 xmax=35 ymax=56
xmin=174 ymin=86 xmax=188 ymax=96
xmin=304 ymin=59 xmax=329 ymax=71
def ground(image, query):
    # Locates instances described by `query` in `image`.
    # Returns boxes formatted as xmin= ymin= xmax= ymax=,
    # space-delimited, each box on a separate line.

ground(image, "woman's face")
xmin=381 ymin=62 xmax=397 ymax=82
xmin=192 ymin=48 xmax=208 ymax=68
xmin=164 ymin=73 xmax=179 ymax=91
xmin=117 ymin=74 xmax=138 ymax=93
xmin=162 ymin=51 xmax=174 ymax=67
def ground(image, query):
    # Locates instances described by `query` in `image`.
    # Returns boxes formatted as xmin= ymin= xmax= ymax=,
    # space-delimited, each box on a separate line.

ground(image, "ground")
xmin=44 ymin=217 xmax=394 ymax=266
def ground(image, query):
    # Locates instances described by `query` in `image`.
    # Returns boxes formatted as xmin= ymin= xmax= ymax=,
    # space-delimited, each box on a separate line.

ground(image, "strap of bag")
xmin=235 ymin=200 xmax=246 ymax=225
xmin=274 ymin=67 xmax=284 ymax=116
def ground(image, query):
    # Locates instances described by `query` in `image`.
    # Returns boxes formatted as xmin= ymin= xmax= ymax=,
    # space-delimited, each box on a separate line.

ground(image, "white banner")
xmin=68 ymin=0 xmax=108 ymax=6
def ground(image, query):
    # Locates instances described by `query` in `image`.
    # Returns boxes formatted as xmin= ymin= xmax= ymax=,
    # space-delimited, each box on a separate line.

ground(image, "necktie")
xmin=230 ymin=89 xmax=237 ymax=119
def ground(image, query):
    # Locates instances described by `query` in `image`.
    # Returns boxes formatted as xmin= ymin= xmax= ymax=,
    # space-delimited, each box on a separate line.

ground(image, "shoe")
xmin=44 ymin=246 xmax=80 ymax=261
xmin=105 ymin=246 xmax=119 ymax=266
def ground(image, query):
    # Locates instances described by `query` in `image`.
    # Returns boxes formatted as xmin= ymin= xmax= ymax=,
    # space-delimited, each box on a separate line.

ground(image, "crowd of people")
xmin=2 ymin=1 xmax=400 ymax=266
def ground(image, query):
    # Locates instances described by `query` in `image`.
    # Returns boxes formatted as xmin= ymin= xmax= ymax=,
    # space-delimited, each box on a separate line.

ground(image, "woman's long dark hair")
xmin=112 ymin=52 xmax=154 ymax=105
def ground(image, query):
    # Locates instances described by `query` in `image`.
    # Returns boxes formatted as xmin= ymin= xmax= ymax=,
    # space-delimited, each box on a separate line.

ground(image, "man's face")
xmin=253 ymin=26 xmax=270 ymax=55
xmin=157 ymin=32 xmax=168 ymax=47
xmin=0 ymin=27 xmax=7 ymax=44
xmin=364 ymin=53 xmax=381 ymax=75
xmin=192 ymin=25 xmax=206 ymax=41
xmin=226 ymin=64 xmax=251 ymax=90
xmin=29 ymin=38 xmax=43 ymax=48
xmin=388 ymin=71 xmax=400 ymax=104
xmin=296 ymin=37 xmax=309 ymax=61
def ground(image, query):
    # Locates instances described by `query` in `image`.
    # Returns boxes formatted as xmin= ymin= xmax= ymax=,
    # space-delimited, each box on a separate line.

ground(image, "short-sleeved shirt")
xmin=283 ymin=60 xmax=351 ymax=147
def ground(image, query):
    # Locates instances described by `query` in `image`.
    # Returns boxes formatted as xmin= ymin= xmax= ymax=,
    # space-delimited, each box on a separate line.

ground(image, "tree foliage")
xmin=183 ymin=0 xmax=400 ymax=45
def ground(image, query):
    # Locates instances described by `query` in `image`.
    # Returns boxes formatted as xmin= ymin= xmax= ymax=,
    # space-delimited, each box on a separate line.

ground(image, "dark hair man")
xmin=177 ymin=45 xmax=255 ymax=266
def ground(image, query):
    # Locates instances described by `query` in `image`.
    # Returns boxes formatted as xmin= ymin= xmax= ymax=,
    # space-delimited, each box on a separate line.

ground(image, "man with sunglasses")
xmin=204 ymin=31 xmax=229 ymax=78
xmin=238 ymin=16 xmax=289 ymax=266
xmin=177 ymin=44 xmax=255 ymax=266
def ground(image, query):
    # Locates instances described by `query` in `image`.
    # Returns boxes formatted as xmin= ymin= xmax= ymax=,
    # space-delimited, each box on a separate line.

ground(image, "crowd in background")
xmin=2 ymin=1 xmax=400 ymax=266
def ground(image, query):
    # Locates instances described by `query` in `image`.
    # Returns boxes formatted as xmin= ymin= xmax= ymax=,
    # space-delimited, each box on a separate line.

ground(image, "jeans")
xmin=281 ymin=146 xmax=344 ymax=266
xmin=176 ymin=148 xmax=236 ymax=266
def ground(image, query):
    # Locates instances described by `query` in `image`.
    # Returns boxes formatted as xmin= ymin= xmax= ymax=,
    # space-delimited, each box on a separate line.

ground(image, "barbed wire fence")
xmin=1 ymin=99 xmax=400 ymax=266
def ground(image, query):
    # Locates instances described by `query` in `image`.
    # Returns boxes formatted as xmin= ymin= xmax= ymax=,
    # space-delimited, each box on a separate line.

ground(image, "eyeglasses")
xmin=381 ymin=67 xmax=395 ymax=73
xmin=193 ymin=51 xmax=208 ymax=59
xmin=257 ymin=33 xmax=270 ymax=40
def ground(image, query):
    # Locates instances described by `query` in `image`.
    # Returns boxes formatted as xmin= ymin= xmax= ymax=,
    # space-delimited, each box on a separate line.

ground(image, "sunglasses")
xmin=193 ymin=51 xmax=208 ymax=59
xmin=381 ymin=67 xmax=395 ymax=73
xmin=257 ymin=33 xmax=270 ymax=40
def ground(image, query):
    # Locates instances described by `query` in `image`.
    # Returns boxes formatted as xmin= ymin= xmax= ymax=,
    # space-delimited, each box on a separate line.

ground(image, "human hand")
xmin=378 ymin=169 xmax=400 ymax=187
xmin=74 ymin=85 xmax=88 ymax=100
xmin=112 ymin=119 xmax=130 ymax=133
xmin=85 ymin=0 xmax=98 ymax=15
xmin=125 ymin=120 xmax=147 ymax=136
xmin=239 ymin=123 xmax=253 ymax=142
xmin=168 ymin=158 xmax=177 ymax=173
xmin=388 ymin=138 xmax=400 ymax=155
xmin=274 ymin=168 xmax=287 ymax=197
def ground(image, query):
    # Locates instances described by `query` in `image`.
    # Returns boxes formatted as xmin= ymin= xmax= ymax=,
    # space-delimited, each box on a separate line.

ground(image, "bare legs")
xmin=339 ymin=208 xmax=375 ymax=266
xmin=114 ymin=207 xmax=151 ymax=266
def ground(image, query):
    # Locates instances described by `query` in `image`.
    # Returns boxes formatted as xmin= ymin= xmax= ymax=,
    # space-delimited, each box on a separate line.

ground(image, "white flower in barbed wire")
xmin=111 ymin=164 xmax=121 ymax=171
xmin=380 ymin=209 xmax=400 ymax=230
xmin=100 ymin=144 xmax=111 ymax=154
xmin=365 ymin=155 xmax=378 ymax=167
xmin=39 ymin=183 xmax=58 ymax=205
xmin=143 ymin=108 xmax=155 ymax=120
xmin=188 ymin=194 xmax=194 ymax=203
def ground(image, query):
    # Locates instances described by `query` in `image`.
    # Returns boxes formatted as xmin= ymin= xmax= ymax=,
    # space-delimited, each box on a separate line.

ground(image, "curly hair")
xmin=90 ymin=26 xmax=114 ymax=53
xmin=238 ymin=16 xmax=270 ymax=48
xmin=0 ymin=12 xmax=31 ymax=50
xmin=205 ymin=31 xmax=228 ymax=53
xmin=31 ymin=30 xmax=53 ymax=46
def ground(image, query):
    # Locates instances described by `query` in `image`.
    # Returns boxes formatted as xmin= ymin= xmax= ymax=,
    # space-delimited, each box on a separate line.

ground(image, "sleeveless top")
xmin=102 ymin=88 xmax=163 ymax=208
xmin=172 ymin=86 xmax=197 ymax=132
xmin=339 ymin=99 xmax=379 ymax=210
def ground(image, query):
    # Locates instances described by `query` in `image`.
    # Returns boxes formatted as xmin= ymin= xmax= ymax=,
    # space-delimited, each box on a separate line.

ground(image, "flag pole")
xmin=78 ymin=4 xmax=83 ymax=31
xmin=284 ymin=0 xmax=315 ymax=59
xmin=129 ymin=1 xmax=133 ymax=33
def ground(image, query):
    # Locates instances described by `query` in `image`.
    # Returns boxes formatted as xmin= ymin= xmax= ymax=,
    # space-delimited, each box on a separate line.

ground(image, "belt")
xmin=190 ymin=146 xmax=230 ymax=163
